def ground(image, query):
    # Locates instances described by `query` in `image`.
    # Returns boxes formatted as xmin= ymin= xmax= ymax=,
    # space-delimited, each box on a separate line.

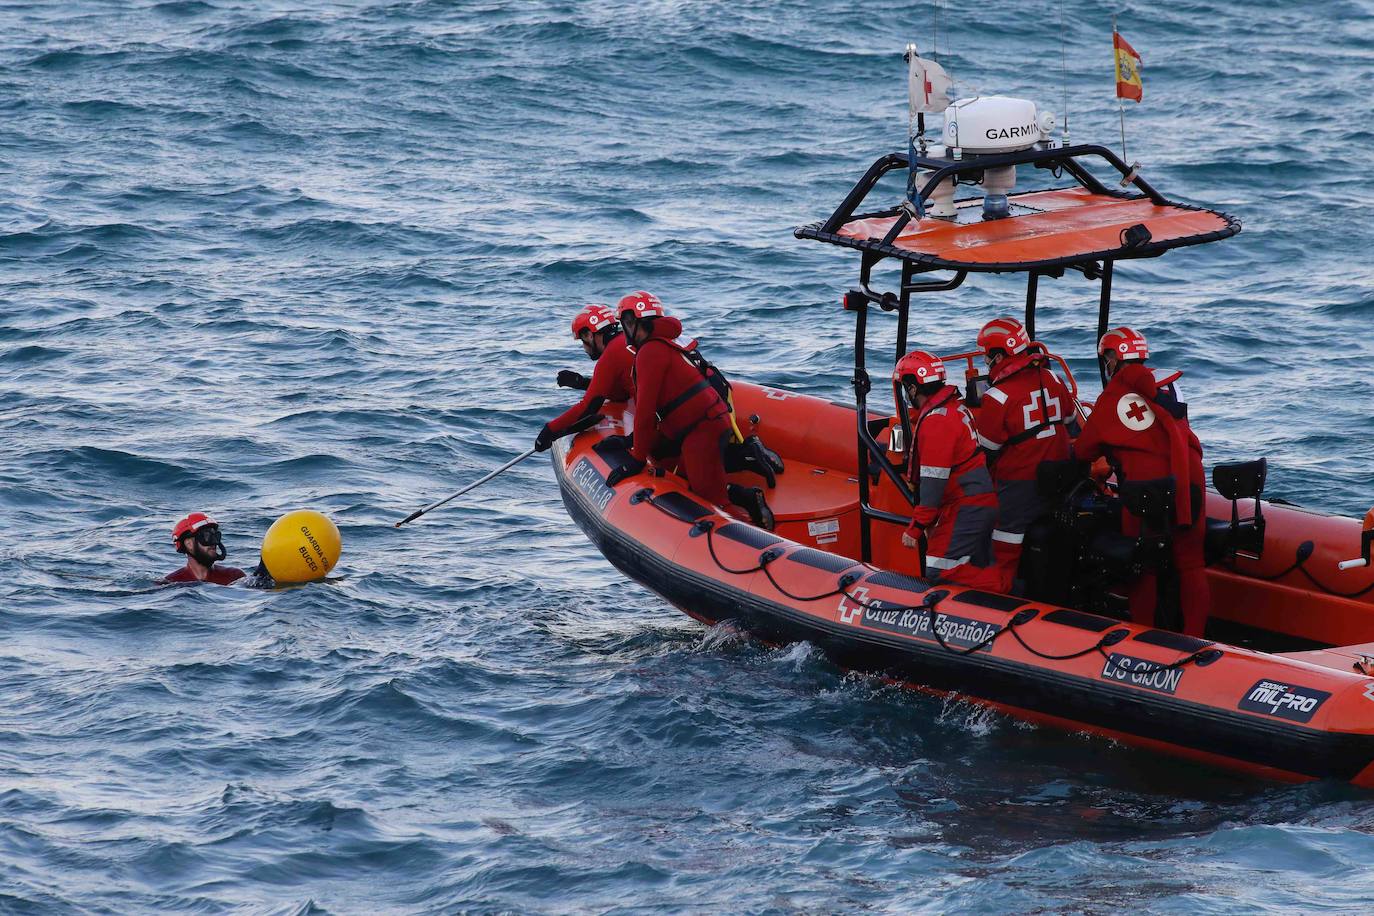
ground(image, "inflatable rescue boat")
xmin=554 ymin=91 xmax=1374 ymax=786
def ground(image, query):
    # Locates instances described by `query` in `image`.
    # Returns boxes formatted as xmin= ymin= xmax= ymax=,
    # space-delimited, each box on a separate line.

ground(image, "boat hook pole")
xmin=395 ymin=412 xmax=603 ymax=527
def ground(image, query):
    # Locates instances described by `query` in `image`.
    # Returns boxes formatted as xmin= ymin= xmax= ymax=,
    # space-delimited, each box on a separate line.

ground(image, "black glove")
xmin=534 ymin=424 xmax=555 ymax=452
xmin=557 ymin=370 xmax=590 ymax=390
xmin=601 ymin=433 xmax=634 ymax=452
xmin=605 ymin=456 xmax=645 ymax=487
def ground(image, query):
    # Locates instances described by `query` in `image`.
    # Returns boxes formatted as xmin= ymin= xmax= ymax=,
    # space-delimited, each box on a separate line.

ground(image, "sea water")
xmin=2 ymin=1 xmax=1373 ymax=911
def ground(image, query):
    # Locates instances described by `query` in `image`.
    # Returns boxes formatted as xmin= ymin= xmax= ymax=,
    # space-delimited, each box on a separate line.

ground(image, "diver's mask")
xmin=189 ymin=524 xmax=227 ymax=562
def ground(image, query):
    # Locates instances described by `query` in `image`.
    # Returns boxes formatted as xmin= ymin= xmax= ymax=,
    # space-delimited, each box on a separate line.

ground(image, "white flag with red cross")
xmin=908 ymin=54 xmax=953 ymax=115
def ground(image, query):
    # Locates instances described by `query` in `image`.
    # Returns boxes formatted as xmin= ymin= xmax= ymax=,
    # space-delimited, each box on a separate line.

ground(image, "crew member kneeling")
xmin=160 ymin=512 xmax=245 ymax=585
xmin=535 ymin=303 xmax=633 ymax=453
xmin=974 ymin=317 xmax=1080 ymax=591
xmin=607 ymin=291 xmax=774 ymax=530
xmin=894 ymin=351 xmax=998 ymax=586
xmin=1072 ymin=327 xmax=1209 ymax=637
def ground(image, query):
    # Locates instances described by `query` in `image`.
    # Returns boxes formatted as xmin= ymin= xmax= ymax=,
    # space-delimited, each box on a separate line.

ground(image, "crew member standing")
xmin=160 ymin=513 xmax=245 ymax=585
xmin=535 ymin=303 xmax=633 ymax=452
xmin=606 ymin=291 xmax=774 ymax=530
xmin=1072 ymin=327 xmax=1209 ymax=636
xmin=973 ymin=317 xmax=1080 ymax=590
xmin=894 ymin=350 xmax=998 ymax=586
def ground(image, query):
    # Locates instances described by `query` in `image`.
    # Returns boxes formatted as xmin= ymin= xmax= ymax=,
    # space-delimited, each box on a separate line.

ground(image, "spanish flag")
xmin=1114 ymin=31 xmax=1143 ymax=102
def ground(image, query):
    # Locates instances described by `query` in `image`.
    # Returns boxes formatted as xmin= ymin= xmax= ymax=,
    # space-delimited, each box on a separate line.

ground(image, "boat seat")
xmin=1206 ymin=459 xmax=1267 ymax=564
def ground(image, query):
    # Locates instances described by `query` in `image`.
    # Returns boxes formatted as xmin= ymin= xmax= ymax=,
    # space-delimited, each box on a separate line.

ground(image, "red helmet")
xmin=977 ymin=316 xmax=1030 ymax=357
xmin=570 ymin=303 xmax=617 ymax=339
xmin=1099 ymin=326 xmax=1149 ymax=362
xmin=173 ymin=512 xmax=218 ymax=553
xmin=892 ymin=350 xmax=946 ymax=386
xmin=617 ymin=290 xmax=665 ymax=321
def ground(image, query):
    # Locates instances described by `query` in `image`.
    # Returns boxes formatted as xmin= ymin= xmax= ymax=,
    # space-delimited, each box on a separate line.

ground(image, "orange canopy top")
xmin=811 ymin=187 xmax=1239 ymax=272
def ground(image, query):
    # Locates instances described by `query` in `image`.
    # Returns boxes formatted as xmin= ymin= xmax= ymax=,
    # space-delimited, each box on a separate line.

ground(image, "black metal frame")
xmin=809 ymin=145 xmax=1241 ymax=563
xmin=796 ymin=143 xmax=1239 ymax=274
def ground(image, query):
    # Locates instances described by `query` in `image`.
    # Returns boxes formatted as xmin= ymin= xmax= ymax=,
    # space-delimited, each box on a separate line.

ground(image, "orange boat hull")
xmin=555 ymin=382 xmax=1374 ymax=786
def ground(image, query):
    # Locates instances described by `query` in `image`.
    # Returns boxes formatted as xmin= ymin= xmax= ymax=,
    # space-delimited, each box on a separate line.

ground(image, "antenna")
xmin=932 ymin=0 xmax=941 ymax=62
xmin=904 ymin=43 xmax=923 ymax=209
xmin=1059 ymin=0 xmax=1069 ymax=146
xmin=1113 ymin=14 xmax=1128 ymax=161
xmin=905 ymin=43 xmax=927 ymax=156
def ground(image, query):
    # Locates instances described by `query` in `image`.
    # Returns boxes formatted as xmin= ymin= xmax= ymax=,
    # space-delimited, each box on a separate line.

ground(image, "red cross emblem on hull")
xmin=838 ymin=587 xmax=870 ymax=625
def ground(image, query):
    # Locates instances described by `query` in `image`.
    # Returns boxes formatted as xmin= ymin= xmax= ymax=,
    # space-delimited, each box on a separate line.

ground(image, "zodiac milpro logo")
xmin=1100 ymin=652 xmax=1182 ymax=695
xmin=1238 ymin=679 xmax=1332 ymax=723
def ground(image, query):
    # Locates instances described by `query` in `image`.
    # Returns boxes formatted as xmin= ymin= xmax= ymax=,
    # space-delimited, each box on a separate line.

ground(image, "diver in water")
xmin=535 ymin=303 xmax=633 ymax=453
xmin=160 ymin=512 xmax=246 ymax=585
xmin=1072 ymin=327 xmax=1209 ymax=636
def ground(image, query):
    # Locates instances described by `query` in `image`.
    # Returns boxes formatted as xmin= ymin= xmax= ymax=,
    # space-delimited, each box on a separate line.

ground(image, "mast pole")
xmin=906 ymin=43 xmax=920 ymax=204
xmin=1114 ymin=15 xmax=1128 ymax=160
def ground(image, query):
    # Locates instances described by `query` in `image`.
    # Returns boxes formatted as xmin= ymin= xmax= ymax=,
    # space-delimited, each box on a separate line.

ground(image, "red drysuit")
xmin=1073 ymin=362 xmax=1208 ymax=636
xmin=160 ymin=565 xmax=246 ymax=585
xmin=547 ymin=334 xmax=635 ymax=434
xmin=975 ymin=347 xmax=1076 ymax=589
xmin=906 ymin=386 xmax=999 ymax=586
xmin=631 ymin=317 xmax=733 ymax=506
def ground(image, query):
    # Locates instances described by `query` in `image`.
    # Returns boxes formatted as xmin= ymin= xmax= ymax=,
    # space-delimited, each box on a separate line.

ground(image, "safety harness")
xmin=985 ymin=352 xmax=1077 ymax=459
xmin=909 ymin=386 xmax=983 ymax=487
xmin=637 ymin=337 xmax=745 ymax=444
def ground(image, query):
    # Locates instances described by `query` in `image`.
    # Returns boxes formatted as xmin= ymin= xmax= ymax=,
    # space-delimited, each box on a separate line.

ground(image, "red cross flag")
xmin=1114 ymin=31 xmax=1143 ymax=102
xmin=908 ymin=53 xmax=952 ymax=115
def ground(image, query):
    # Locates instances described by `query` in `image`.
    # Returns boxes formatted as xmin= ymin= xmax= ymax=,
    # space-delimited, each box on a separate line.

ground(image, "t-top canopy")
xmin=795 ymin=145 xmax=1240 ymax=273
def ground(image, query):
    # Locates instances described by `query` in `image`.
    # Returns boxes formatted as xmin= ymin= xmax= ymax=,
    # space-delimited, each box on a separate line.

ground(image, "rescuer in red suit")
xmin=973 ymin=316 xmax=1081 ymax=591
xmin=1072 ymin=327 xmax=1209 ymax=636
xmin=535 ymin=303 xmax=634 ymax=452
xmin=894 ymin=350 xmax=999 ymax=586
xmin=160 ymin=512 xmax=246 ymax=585
xmin=605 ymin=291 xmax=774 ymax=530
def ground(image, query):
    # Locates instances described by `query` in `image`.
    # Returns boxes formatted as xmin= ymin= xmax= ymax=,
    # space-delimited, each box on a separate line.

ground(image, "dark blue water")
xmin=3 ymin=1 xmax=1373 ymax=911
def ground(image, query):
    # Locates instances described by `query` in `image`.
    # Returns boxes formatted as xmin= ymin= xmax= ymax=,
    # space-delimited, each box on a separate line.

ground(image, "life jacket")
xmin=1074 ymin=363 xmax=1203 ymax=527
xmin=984 ymin=345 xmax=1078 ymax=453
xmin=633 ymin=319 xmax=743 ymax=443
xmin=909 ymin=387 xmax=987 ymax=486
xmin=641 ymin=338 xmax=732 ymax=423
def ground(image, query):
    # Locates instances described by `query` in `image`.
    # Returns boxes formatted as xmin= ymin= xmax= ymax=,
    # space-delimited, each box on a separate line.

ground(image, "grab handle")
xmin=1339 ymin=510 xmax=1374 ymax=572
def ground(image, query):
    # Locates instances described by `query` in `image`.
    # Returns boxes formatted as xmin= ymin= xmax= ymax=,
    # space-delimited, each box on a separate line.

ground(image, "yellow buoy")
xmin=260 ymin=510 xmax=342 ymax=583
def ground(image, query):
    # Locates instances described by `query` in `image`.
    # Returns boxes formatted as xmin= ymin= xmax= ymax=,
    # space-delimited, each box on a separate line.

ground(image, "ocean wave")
xmin=3 ymin=0 xmax=1374 ymax=910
